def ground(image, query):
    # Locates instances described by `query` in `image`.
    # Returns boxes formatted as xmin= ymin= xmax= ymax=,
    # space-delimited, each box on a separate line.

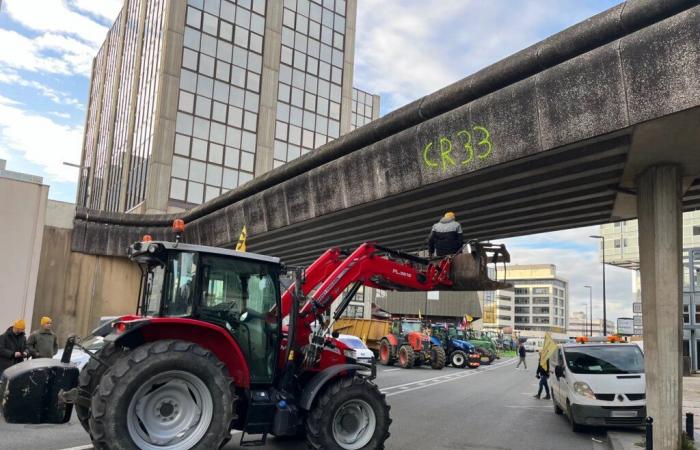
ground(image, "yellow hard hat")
xmin=444 ymin=211 xmax=456 ymax=219
xmin=13 ymin=319 xmax=25 ymax=330
xmin=41 ymin=316 xmax=52 ymax=326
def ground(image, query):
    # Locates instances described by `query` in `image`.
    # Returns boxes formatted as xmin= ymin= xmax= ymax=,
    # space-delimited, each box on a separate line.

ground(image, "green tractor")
xmin=460 ymin=329 xmax=498 ymax=365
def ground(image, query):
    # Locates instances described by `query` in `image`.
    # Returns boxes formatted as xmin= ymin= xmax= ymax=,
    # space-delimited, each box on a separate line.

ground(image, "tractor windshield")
xmin=401 ymin=321 xmax=422 ymax=333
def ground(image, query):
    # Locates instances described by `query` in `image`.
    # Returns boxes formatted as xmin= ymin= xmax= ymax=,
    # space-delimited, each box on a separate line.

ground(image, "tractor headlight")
xmin=573 ymin=382 xmax=596 ymax=400
xmin=148 ymin=244 xmax=158 ymax=253
xmin=343 ymin=349 xmax=357 ymax=361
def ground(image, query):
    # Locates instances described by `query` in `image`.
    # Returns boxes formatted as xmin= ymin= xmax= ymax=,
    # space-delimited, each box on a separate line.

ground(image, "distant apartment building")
xmin=77 ymin=0 xmax=379 ymax=214
xmin=498 ymin=264 xmax=569 ymax=334
xmin=600 ymin=211 xmax=700 ymax=371
xmin=478 ymin=267 xmax=514 ymax=332
xmin=568 ymin=311 xmax=615 ymax=336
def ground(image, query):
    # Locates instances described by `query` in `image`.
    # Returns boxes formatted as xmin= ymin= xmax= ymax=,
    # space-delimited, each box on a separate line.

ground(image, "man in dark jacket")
xmin=27 ymin=316 xmax=58 ymax=359
xmin=0 ymin=320 xmax=28 ymax=375
xmin=427 ymin=212 xmax=464 ymax=257
xmin=516 ymin=342 xmax=527 ymax=369
xmin=534 ymin=361 xmax=551 ymax=399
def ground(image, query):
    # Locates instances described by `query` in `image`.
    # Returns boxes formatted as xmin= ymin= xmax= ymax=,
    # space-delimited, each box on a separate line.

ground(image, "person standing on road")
xmin=534 ymin=361 xmax=551 ymax=399
xmin=427 ymin=212 xmax=464 ymax=257
xmin=0 ymin=320 xmax=28 ymax=375
xmin=27 ymin=316 xmax=59 ymax=359
xmin=516 ymin=342 xmax=527 ymax=369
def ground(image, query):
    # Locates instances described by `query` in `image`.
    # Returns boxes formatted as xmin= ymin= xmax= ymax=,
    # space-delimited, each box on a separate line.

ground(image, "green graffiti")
xmin=439 ymin=136 xmax=456 ymax=171
xmin=423 ymin=142 xmax=437 ymax=168
xmin=422 ymin=124 xmax=493 ymax=172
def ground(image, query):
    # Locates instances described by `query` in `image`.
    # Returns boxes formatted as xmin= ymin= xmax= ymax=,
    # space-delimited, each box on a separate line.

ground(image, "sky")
xmin=0 ymin=0 xmax=633 ymax=323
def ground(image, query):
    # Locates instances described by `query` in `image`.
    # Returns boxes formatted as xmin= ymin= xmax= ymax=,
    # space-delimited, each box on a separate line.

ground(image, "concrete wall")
xmin=373 ymin=290 xmax=481 ymax=320
xmin=0 ymin=174 xmax=48 ymax=333
xmin=33 ymin=224 xmax=140 ymax=344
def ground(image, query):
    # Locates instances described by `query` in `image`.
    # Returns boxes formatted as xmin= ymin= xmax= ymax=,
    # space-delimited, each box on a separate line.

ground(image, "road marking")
xmin=504 ymin=405 xmax=551 ymax=409
xmin=381 ymin=358 xmax=517 ymax=397
xmin=382 ymin=368 xmax=402 ymax=372
xmin=56 ymin=446 xmax=93 ymax=450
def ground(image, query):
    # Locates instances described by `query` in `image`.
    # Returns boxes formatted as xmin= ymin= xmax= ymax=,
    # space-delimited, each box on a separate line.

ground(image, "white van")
xmin=549 ymin=343 xmax=646 ymax=431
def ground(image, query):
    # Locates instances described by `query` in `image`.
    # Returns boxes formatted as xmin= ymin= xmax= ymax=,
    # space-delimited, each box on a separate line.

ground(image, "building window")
xmin=532 ymin=297 xmax=549 ymax=305
xmin=514 ymin=316 xmax=529 ymax=323
xmin=684 ymin=304 xmax=690 ymax=324
xmin=514 ymin=297 xmax=529 ymax=304
xmin=532 ymin=316 xmax=550 ymax=324
xmin=614 ymin=222 xmax=621 ymax=228
xmin=498 ymin=315 xmax=511 ymax=322
xmin=498 ymin=305 xmax=512 ymax=311
xmin=351 ymin=88 xmax=375 ymax=130
xmin=514 ymin=288 xmax=529 ymax=295
xmin=514 ymin=307 xmax=529 ymax=314
xmin=532 ymin=287 xmax=549 ymax=295
xmin=623 ymin=238 xmax=628 ymax=247
xmin=614 ymin=239 xmax=621 ymax=248
xmin=695 ymin=304 xmax=700 ymax=324
xmin=341 ymin=304 xmax=364 ymax=319
xmin=694 ymin=226 xmax=700 ymax=236
xmin=532 ymin=307 xmax=550 ymax=314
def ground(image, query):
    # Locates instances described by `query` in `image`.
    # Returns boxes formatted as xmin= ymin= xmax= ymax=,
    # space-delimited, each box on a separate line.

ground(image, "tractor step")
xmin=239 ymin=431 xmax=268 ymax=447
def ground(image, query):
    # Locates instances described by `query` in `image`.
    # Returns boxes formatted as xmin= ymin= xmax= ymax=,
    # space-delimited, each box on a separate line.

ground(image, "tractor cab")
xmin=128 ymin=239 xmax=283 ymax=384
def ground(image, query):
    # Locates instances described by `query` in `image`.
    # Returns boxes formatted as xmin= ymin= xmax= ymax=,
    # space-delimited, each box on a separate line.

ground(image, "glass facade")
xmin=170 ymin=0 xmax=267 ymax=206
xmin=106 ymin=0 xmax=143 ymax=212
xmin=126 ymin=0 xmax=166 ymax=211
xmin=350 ymin=87 xmax=375 ymax=130
xmin=271 ymin=0 xmax=347 ymax=169
xmin=90 ymin=14 xmax=124 ymax=209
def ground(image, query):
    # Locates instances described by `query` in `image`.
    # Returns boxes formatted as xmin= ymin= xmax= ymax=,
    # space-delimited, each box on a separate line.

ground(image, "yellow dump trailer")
xmin=333 ymin=318 xmax=391 ymax=353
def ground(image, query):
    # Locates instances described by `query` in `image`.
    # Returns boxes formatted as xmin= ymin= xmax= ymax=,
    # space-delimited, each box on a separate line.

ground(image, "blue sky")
xmin=0 ymin=0 xmax=633 ymax=323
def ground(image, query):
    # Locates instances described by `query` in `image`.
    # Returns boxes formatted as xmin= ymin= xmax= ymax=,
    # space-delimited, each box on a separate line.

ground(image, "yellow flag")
xmin=539 ymin=332 xmax=557 ymax=368
xmin=235 ymin=225 xmax=247 ymax=252
xmin=466 ymin=314 xmax=473 ymax=322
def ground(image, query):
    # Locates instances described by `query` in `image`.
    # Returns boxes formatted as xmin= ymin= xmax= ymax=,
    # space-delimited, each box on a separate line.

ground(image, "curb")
xmin=608 ymin=431 xmax=644 ymax=450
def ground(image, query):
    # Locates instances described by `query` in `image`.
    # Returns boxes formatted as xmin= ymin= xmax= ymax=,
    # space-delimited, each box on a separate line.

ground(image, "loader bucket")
xmin=449 ymin=242 xmax=512 ymax=291
xmin=0 ymin=359 xmax=78 ymax=424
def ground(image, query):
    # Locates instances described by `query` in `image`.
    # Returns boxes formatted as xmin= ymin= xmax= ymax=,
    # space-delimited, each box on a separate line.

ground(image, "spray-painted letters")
xmin=422 ymin=125 xmax=493 ymax=172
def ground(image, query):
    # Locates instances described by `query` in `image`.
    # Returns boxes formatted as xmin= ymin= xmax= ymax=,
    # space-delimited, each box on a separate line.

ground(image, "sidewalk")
xmin=608 ymin=374 xmax=700 ymax=450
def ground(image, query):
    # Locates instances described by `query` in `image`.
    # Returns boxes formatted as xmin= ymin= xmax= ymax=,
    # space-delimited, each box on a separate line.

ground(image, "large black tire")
xmin=397 ymin=345 xmax=415 ymax=369
xmin=89 ymin=340 xmax=236 ymax=450
xmin=450 ymin=350 xmax=468 ymax=369
xmin=430 ymin=346 xmax=446 ymax=370
xmin=306 ymin=376 xmax=391 ymax=450
xmin=378 ymin=339 xmax=394 ymax=366
xmin=76 ymin=343 xmax=127 ymax=434
xmin=476 ymin=347 xmax=495 ymax=365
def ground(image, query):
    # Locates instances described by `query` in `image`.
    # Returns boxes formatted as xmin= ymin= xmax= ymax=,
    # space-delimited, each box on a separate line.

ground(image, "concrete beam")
xmin=637 ymin=165 xmax=683 ymax=450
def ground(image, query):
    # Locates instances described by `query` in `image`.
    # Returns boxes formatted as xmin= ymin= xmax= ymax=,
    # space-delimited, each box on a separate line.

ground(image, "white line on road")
xmin=504 ymin=405 xmax=552 ymax=409
xmin=382 ymin=368 xmax=402 ymax=372
xmin=55 ymin=446 xmax=93 ymax=450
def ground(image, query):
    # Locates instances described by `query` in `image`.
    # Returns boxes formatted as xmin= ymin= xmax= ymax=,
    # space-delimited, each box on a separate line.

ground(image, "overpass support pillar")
xmin=636 ymin=165 xmax=683 ymax=450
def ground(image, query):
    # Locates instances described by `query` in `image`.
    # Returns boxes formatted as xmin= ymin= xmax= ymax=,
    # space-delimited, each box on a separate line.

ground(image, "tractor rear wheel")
xmin=76 ymin=343 xmax=127 ymax=434
xmin=306 ymin=375 xmax=391 ymax=450
xmin=378 ymin=339 xmax=394 ymax=366
xmin=430 ymin=346 xmax=446 ymax=370
xmin=89 ymin=340 xmax=236 ymax=450
xmin=450 ymin=350 xmax=467 ymax=368
xmin=397 ymin=345 xmax=415 ymax=369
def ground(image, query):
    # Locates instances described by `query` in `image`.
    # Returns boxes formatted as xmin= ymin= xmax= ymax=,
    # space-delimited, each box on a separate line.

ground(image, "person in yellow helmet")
xmin=427 ymin=212 xmax=464 ymax=257
xmin=27 ymin=316 xmax=58 ymax=359
xmin=0 ymin=319 xmax=28 ymax=375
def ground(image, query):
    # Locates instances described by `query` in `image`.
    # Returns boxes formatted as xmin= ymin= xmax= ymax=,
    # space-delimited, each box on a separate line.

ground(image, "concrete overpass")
xmin=64 ymin=2 xmax=699 ymax=448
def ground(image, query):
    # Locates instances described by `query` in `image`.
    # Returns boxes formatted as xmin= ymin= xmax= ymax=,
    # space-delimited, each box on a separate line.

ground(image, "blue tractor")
xmin=430 ymin=324 xmax=481 ymax=369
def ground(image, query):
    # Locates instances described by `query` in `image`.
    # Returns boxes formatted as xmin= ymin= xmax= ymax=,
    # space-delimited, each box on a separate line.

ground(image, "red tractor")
xmin=1 ymin=226 xmax=509 ymax=450
xmin=378 ymin=319 xmax=445 ymax=369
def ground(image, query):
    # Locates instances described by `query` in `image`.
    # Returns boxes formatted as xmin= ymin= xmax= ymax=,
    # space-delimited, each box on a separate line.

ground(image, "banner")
xmin=235 ymin=225 xmax=247 ymax=252
xmin=539 ymin=332 xmax=557 ymax=368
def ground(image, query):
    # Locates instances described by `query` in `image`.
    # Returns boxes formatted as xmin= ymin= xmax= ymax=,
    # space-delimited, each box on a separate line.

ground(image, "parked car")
xmin=54 ymin=335 xmax=106 ymax=370
xmin=524 ymin=341 xmax=539 ymax=352
xmin=336 ymin=334 xmax=375 ymax=366
xmin=549 ymin=343 xmax=646 ymax=431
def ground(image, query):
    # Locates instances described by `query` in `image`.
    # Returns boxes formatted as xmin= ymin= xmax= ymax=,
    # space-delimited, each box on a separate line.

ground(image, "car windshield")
xmin=564 ymin=345 xmax=644 ymax=374
xmin=339 ymin=336 xmax=366 ymax=350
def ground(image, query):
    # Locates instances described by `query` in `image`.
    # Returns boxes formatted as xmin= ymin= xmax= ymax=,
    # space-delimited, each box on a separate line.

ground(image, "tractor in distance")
xmin=377 ymin=318 xmax=446 ymax=369
xmin=430 ymin=324 xmax=481 ymax=369
xmin=1 ymin=223 xmax=510 ymax=450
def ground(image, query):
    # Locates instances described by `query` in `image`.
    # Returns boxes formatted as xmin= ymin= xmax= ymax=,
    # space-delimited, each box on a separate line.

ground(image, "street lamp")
xmin=590 ymin=235 xmax=608 ymax=335
xmin=584 ymin=285 xmax=593 ymax=336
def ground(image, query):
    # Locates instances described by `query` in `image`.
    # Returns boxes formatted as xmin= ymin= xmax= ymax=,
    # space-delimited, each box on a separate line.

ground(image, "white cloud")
xmin=0 ymin=29 xmax=95 ymax=76
xmin=0 ymin=97 xmax=83 ymax=183
xmin=3 ymin=0 xmax=108 ymax=47
xmin=70 ymin=0 xmax=123 ymax=22
xmin=50 ymin=111 xmax=71 ymax=119
xmin=503 ymin=225 xmax=636 ymax=325
xmin=0 ymin=68 xmax=84 ymax=107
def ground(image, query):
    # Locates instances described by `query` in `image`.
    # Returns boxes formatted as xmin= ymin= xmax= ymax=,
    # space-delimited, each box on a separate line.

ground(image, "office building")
xmin=478 ymin=268 xmax=515 ymax=332
xmin=498 ymin=264 xmax=569 ymax=334
xmin=568 ymin=311 xmax=615 ymax=336
xmin=77 ymin=0 xmax=379 ymax=214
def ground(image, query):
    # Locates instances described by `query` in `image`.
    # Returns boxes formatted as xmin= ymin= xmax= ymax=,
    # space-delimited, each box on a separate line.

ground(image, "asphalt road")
xmin=0 ymin=354 xmax=612 ymax=450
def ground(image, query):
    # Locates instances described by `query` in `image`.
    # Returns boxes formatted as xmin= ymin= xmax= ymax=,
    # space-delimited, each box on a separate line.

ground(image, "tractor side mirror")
xmin=331 ymin=331 xmax=339 ymax=338
xmin=554 ymin=365 xmax=565 ymax=379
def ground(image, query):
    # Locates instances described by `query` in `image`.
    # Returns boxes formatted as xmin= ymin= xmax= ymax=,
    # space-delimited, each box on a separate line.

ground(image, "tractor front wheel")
xmin=378 ymin=339 xmax=394 ymax=366
xmin=450 ymin=350 xmax=467 ymax=368
xmin=430 ymin=346 xmax=446 ymax=370
xmin=89 ymin=340 xmax=236 ymax=450
xmin=306 ymin=376 xmax=391 ymax=450
xmin=397 ymin=345 xmax=415 ymax=369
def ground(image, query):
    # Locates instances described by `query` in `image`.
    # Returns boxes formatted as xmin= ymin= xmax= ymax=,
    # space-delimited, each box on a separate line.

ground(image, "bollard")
xmin=645 ymin=417 xmax=653 ymax=450
xmin=687 ymin=413 xmax=695 ymax=441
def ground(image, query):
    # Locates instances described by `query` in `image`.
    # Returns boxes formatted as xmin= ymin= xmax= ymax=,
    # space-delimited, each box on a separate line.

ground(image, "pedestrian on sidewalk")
xmin=0 ymin=320 xmax=28 ymax=376
xmin=516 ymin=342 xmax=527 ymax=369
xmin=27 ymin=316 xmax=59 ymax=359
xmin=534 ymin=361 xmax=550 ymax=399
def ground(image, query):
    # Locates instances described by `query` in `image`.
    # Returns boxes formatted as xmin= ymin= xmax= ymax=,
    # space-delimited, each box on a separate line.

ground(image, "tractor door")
xmin=197 ymin=254 xmax=281 ymax=384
